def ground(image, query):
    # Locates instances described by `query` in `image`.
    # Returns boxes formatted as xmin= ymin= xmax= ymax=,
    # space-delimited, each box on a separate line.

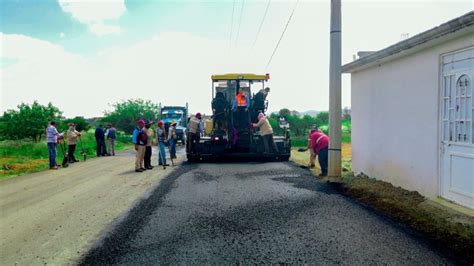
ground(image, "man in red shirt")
xmin=310 ymin=127 xmax=329 ymax=177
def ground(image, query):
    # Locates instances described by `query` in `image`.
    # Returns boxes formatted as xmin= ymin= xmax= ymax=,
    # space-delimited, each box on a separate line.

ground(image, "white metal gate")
xmin=440 ymin=47 xmax=474 ymax=209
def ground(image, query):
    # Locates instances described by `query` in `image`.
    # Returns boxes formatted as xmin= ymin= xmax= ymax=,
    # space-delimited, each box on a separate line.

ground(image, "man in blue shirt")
xmin=132 ymin=119 xmax=147 ymax=172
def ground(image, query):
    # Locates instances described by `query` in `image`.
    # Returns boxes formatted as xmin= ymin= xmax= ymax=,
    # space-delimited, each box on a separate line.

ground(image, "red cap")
xmin=195 ymin=112 xmax=202 ymax=119
xmin=138 ymin=119 xmax=145 ymax=126
xmin=158 ymin=121 xmax=164 ymax=127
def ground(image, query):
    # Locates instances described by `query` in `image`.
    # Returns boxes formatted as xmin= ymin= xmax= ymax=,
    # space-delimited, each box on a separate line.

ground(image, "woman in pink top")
xmin=310 ymin=127 xmax=329 ymax=176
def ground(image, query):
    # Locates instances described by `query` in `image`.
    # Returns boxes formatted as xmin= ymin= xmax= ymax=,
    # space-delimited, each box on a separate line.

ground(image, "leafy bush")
xmin=0 ymin=101 xmax=62 ymax=142
xmin=103 ymin=99 xmax=160 ymax=134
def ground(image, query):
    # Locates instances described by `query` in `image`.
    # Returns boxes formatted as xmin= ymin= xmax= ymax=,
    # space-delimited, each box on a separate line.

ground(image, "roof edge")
xmin=342 ymin=11 xmax=474 ymax=73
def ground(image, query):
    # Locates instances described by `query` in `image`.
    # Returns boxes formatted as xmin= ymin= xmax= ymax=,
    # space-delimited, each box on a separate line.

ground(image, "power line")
xmin=229 ymin=0 xmax=236 ymax=52
xmin=251 ymin=0 xmax=271 ymax=50
xmin=265 ymin=0 xmax=300 ymax=69
xmin=234 ymin=0 xmax=245 ymax=45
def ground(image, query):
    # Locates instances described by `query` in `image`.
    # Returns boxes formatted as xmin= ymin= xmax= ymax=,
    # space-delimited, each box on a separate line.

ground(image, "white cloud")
xmin=58 ymin=0 xmax=125 ymax=36
xmin=89 ymin=23 xmax=122 ymax=36
xmin=60 ymin=32 xmax=65 ymax=38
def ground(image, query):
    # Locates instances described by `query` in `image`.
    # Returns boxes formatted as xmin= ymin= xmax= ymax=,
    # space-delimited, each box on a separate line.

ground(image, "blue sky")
xmin=1 ymin=0 xmax=473 ymax=117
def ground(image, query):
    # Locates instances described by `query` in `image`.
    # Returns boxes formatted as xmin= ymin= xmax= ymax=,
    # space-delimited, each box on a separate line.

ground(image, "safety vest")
xmin=236 ymin=92 xmax=247 ymax=107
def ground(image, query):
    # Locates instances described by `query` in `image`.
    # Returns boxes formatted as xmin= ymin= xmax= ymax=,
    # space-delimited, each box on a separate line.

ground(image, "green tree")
xmin=278 ymin=108 xmax=291 ymax=117
xmin=103 ymin=99 xmax=160 ymax=134
xmin=315 ymin=111 xmax=329 ymax=126
xmin=59 ymin=116 xmax=91 ymax=132
xmin=0 ymin=101 xmax=62 ymax=141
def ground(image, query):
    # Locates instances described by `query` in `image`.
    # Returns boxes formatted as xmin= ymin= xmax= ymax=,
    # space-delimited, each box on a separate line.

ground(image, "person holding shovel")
xmin=67 ymin=123 xmax=81 ymax=163
xmin=310 ymin=127 xmax=329 ymax=177
xmin=132 ymin=119 xmax=148 ymax=172
xmin=168 ymin=121 xmax=177 ymax=159
xmin=143 ymin=121 xmax=154 ymax=169
xmin=156 ymin=121 xmax=169 ymax=167
xmin=307 ymin=128 xmax=317 ymax=168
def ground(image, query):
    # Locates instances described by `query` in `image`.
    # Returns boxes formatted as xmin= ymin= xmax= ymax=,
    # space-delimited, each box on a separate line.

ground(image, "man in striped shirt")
xmin=46 ymin=121 xmax=64 ymax=170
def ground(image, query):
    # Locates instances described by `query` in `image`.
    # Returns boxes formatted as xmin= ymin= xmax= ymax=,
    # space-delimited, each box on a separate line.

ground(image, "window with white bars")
xmin=443 ymin=74 xmax=472 ymax=143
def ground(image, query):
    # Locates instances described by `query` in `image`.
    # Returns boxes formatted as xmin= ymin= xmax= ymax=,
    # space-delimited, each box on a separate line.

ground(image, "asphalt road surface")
xmin=80 ymin=161 xmax=454 ymax=264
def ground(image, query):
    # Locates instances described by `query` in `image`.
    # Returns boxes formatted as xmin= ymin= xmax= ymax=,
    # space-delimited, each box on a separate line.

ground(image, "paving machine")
xmin=187 ymin=73 xmax=291 ymax=161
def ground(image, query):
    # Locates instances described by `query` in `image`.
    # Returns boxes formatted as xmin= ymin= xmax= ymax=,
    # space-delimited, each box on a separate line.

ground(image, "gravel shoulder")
xmin=0 ymin=147 xmax=184 ymax=265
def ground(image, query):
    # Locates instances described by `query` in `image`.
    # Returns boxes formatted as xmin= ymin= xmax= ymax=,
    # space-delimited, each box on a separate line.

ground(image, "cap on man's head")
xmin=137 ymin=119 xmax=145 ymax=126
xmin=158 ymin=120 xmax=164 ymax=127
xmin=68 ymin=122 xmax=75 ymax=126
xmin=108 ymin=123 xmax=113 ymax=127
xmin=195 ymin=112 xmax=202 ymax=119
xmin=265 ymin=87 xmax=270 ymax=92
xmin=171 ymin=120 xmax=177 ymax=126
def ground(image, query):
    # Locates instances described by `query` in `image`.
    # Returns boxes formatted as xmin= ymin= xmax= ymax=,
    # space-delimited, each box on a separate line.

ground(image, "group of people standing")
xmin=46 ymin=121 xmax=118 ymax=170
xmin=132 ymin=119 xmax=178 ymax=172
xmin=94 ymin=124 xmax=117 ymax=157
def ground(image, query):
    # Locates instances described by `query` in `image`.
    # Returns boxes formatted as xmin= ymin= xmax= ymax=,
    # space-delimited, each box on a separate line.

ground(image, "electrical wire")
xmin=265 ymin=0 xmax=300 ymax=69
xmin=234 ymin=0 xmax=245 ymax=45
xmin=251 ymin=0 xmax=271 ymax=50
xmin=229 ymin=0 xmax=236 ymax=52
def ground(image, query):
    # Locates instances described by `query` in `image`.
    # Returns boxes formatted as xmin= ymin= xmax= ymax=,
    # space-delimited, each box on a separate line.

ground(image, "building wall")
xmin=350 ymin=34 xmax=473 ymax=198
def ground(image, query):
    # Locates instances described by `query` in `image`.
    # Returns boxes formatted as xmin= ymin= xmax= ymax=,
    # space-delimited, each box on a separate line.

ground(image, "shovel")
xmin=58 ymin=140 xmax=69 ymax=168
xmin=78 ymin=136 xmax=87 ymax=161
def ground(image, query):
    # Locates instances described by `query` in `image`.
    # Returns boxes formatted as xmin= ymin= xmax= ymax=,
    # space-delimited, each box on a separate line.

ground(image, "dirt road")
xmin=0 ymin=148 xmax=183 ymax=265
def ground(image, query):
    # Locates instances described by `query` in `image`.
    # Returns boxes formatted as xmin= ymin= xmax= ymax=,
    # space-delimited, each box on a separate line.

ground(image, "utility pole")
xmin=328 ymin=0 xmax=342 ymax=181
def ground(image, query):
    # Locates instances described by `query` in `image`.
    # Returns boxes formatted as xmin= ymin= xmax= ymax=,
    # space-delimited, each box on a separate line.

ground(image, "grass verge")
xmin=0 ymin=133 xmax=132 ymax=180
xmin=291 ymin=144 xmax=474 ymax=263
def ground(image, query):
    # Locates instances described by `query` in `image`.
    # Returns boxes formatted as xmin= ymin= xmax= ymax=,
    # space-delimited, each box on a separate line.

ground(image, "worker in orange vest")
xmin=231 ymin=87 xmax=250 ymax=129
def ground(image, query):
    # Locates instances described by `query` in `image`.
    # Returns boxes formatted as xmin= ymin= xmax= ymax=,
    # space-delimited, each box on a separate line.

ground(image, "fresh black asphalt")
xmin=80 ymin=161 xmax=454 ymax=264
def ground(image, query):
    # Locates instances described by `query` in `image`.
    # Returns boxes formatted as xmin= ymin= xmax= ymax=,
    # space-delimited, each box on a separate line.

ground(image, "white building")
xmin=343 ymin=12 xmax=474 ymax=209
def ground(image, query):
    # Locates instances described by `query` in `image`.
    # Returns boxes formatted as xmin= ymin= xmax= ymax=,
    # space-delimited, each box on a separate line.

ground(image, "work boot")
xmin=319 ymin=173 xmax=328 ymax=177
xmin=50 ymin=166 xmax=59 ymax=170
xmin=140 ymin=167 xmax=147 ymax=171
xmin=146 ymin=166 xmax=154 ymax=170
xmin=135 ymin=169 xmax=143 ymax=173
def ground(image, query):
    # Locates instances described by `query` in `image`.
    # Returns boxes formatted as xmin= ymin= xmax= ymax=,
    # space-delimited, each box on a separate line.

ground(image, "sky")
xmin=1 ymin=0 xmax=473 ymax=118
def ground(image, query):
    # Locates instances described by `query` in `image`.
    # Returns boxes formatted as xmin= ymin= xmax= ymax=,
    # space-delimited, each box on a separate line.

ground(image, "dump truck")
xmin=187 ymin=73 xmax=291 ymax=161
xmin=160 ymin=104 xmax=188 ymax=145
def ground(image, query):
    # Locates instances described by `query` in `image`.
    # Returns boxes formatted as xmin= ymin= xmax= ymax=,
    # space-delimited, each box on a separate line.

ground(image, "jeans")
xmin=47 ymin=143 xmax=57 ymax=167
xmin=169 ymin=139 xmax=176 ymax=158
xmin=158 ymin=141 xmax=167 ymax=165
xmin=318 ymin=147 xmax=329 ymax=175
xmin=144 ymin=146 xmax=152 ymax=168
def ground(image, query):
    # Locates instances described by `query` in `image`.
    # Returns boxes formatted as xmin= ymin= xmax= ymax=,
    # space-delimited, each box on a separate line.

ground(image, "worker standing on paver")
xmin=67 ymin=123 xmax=81 ymax=163
xmin=105 ymin=123 xmax=116 ymax=156
xmin=232 ymin=88 xmax=250 ymax=129
xmin=253 ymin=112 xmax=279 ymax=155
xmin=156 ymin=121 xmax=169 ymax=167
xmin=132 ymin=119 xmax=148 ymax=172
xmin=187 ymin=113 xmax=202 ymax=154
xmin=143 ymin=121 xmax=154 ymax=169
xmin=168 ymin=121 xmax=177 ymax=159
xmin=310 ymin=127 xmax=329 ymax=177
xmin=46 ymin=121 xmax=63 ymax=170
